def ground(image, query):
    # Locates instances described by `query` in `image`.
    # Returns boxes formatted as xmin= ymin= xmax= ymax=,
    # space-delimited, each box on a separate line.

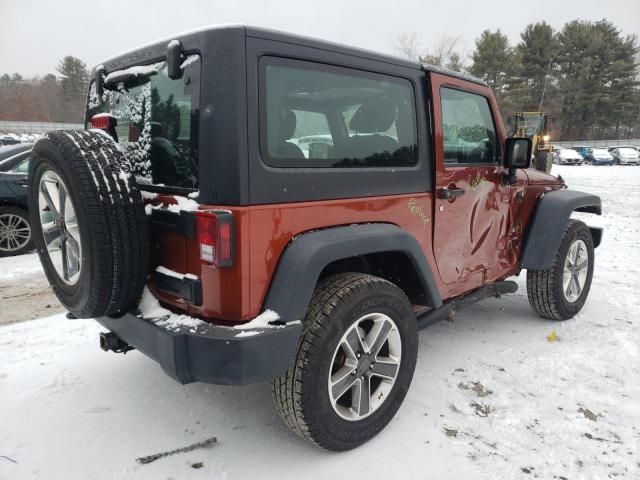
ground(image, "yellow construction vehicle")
xmin=513 ymin=112 xmax=552 ymax=173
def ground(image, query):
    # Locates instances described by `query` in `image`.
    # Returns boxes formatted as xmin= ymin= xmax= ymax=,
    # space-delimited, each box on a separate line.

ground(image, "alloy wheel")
xmin=0 ymin=212 xmax=31 ymax=253
xmin=37 ymin=170 xmax=82 ymax=285
xmin=328 ymin=312 xmax=402 ymax=421
xmin=563 ymin=239 xmax=588 ymax=303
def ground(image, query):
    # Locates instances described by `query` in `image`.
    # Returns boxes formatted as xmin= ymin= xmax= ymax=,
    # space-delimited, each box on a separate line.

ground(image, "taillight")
xmin=195 ymin=211 xmax=234 ymax=267
xmin=91 ymin=113 xmax=116 ymax=130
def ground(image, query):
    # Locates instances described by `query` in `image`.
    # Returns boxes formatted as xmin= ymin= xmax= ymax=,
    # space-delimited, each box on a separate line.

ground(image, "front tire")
xmin=526 ymin=220 xmax=594 ymax=320
xmin=272 ymin=273 xmax=418 ymax=451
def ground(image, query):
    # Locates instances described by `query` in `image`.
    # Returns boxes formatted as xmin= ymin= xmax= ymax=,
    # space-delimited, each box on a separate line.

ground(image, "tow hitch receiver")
xmin=100 ymin=332 xmax=134 ymax=354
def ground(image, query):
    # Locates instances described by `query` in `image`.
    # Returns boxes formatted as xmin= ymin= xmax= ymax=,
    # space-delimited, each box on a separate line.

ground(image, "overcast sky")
xmin=1 ymin=0 xmax=639 ymax=76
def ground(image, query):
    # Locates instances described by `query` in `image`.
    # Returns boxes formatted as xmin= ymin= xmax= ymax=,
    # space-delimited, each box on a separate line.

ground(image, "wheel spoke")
xmin=343 ymin=328 xmax=365 ymax=360
xmin=42 ymin=224 xmax=63 ymax=246
xmin=352 ymin=377 xmax=370 ymax=416
xmin=331 ymin=368 xmax=358 ymax=400
xmin=565 ymin=245 xmax=575 ymax=267
xmin=575 ymin=259 xmax=588 ymax=271
xmin=572 ymin=275 xmax=581 ymax=294
xmin=67 ymin=245 xmax=80 ymax=278
xmin=565 ymin=278 xmax=573 ymax=297
xmin=66 ymin=233 xmax=80 ymax=259
xmin=58 ymin=182 xmax=67 ymax=220
xmin=371 ymin=358 xmax=399 ymax=380
xmin=366 ymin=319 xmax=392 ymax=356
xmin=61 ymin=238 xmax=70 ymax=280
xmin=573 ymin=243 xmax=582 ymax=264
xmin=40 ymin=181 xmax=60 ymax=219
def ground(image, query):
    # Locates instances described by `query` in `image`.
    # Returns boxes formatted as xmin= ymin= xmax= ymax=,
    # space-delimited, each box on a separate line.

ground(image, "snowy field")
xmin=1 ymin=165 xmax=639 ymax=479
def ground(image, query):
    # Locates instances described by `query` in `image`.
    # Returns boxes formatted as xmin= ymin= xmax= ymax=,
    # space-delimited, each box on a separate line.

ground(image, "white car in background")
xmin=552 ymin=148 xmax=584 ymax=165
xmin=610 ymin=147 xmax=639 ymax=165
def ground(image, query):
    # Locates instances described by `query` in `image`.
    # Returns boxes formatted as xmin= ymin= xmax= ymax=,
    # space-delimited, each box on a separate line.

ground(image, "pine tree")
xmin=469 ymin=30 xmax=521 ymax=129
xmin=517 ymin=22 xmax=558 ymax=110
xmin=556 ymin=20 xmax=639 ymax=140
xmin=56 ymin=56 xmax=89 ymax=122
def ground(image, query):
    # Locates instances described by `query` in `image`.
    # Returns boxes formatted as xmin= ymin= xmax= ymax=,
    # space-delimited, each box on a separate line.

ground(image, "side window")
xmin=15 ymin=158 xmax=29 ymax=173
xmin=261 ymin=57 xmax=418 ymax=168
xmin=440 ymin=88 xmax=498 ymax=165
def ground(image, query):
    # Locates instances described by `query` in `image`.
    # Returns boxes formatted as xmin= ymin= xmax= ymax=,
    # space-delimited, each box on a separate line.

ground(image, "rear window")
xmin=86 ymin=55 xmax=200 ymax=191
xmin=260 ymin=57 xmax=418 ymax=168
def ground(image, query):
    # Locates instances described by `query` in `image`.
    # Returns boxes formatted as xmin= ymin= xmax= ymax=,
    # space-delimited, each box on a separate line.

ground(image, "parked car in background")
xmin=0 ymin=135 xmax=21 ymax=146
xmin=584 ymin=148 xmax=614 ymax=165
xmin=0 ymin=143 xmax=31 ymax=163
xmin=571 ymin=146 xmax=592 ymax=158
xmin=552 ymin=148 xmax=583 ymax=165
xmin=609 ymin=147 xmax=639 ymax=165
xmin=607 ymin=145 xmax=638 ymax=152
xmin=0 ymin=144 xmax=33 ymax=256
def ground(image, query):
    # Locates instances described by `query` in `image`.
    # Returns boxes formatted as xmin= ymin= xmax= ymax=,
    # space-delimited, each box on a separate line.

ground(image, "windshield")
xmin=593 ymin=149 xmax=609 ymax=155
xmin=619 ymin=148 xmax=637 ymax=155
xmin=86 ymin=55 xmax=200 ymax=191
xmin=515 ymin=113 xmax=545 ymax=136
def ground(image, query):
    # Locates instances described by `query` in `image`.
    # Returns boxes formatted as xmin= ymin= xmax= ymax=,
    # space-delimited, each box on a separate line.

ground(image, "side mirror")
xmin=167 ymin=40 xmax=183 ymax=80
xmin=503 ymin=138 xmax=532 ymax=184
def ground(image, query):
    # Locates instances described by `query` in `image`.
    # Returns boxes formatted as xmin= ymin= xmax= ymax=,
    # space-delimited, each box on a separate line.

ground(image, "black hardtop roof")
xmin=93 ymin=24 xmax=487 ymax=86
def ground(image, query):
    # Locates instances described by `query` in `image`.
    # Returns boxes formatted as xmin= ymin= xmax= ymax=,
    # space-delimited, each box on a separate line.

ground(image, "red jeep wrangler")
xmin=28 ymin=26 xmax=602 ymax=451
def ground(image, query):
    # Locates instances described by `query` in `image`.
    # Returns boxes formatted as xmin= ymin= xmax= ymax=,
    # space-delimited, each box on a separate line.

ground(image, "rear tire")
xmin=272 ymin=273 xmax=418 ymax=451
xmin=526 ymin=220 xmax=594 ymax=320
xmin=28 ymin=130 xmax=149 ymax=318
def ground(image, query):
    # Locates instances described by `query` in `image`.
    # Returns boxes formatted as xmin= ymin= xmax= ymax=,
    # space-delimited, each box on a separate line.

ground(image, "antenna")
xmin=538 ymin=59 xmax=553 ymax=114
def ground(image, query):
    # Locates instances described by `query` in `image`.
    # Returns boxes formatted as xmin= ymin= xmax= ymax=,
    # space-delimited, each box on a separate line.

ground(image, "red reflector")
xmin=219 ymin=223 xmax=232 ymax=262
xmin=195 ymin=211 xmax=234 ymax=268
xmin=91 ymin=113 xmax=115 ymax=129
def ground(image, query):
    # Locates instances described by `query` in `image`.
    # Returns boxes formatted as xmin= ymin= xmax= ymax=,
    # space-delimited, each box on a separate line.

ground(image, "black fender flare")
xmin=521 ymin=189 xmax=602 ymax=270
xmin=263 ymin=223 xmax=443 ymax=322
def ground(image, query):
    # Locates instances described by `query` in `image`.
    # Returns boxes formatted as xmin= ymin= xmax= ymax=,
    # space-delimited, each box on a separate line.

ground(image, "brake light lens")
xmin=91 ymin=113 xmax=116 ymax=130
xmin=196 ymin=211 xmax=234 ymax=267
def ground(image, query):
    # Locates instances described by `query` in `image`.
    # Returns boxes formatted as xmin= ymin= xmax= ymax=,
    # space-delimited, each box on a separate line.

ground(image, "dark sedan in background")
xmin=0 ymin=144 xmax=33 ymax=256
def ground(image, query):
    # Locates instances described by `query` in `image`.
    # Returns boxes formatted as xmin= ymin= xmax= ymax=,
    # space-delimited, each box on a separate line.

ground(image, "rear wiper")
xmin=103 ymin=63 xmax=162 ymax=90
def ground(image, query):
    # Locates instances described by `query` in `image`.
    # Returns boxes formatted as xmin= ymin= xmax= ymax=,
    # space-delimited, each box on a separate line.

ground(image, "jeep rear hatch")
xmin=87 ymin=55 xmax=207 ymax=317
xmin=86 ymin=55 xmax=201 ymax=194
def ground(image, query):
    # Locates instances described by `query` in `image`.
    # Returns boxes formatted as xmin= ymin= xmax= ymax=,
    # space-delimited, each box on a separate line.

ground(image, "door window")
xmin=260 ymin=57 xmax=418 ymax=168
xmin=440 ymin=88 xmax=498 ymax=165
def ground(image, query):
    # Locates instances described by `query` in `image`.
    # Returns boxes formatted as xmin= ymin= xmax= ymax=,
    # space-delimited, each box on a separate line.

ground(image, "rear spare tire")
xmin=28 ymin=130 xmax=149 ymax=318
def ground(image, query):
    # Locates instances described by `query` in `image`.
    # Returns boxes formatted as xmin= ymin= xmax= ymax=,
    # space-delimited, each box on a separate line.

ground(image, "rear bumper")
xmin=96 ymin=314 xmax=302 ymax=386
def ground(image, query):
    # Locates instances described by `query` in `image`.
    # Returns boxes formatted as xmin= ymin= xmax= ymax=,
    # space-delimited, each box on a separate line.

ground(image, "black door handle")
xmin=438 ymin=187 xmax=465 ymax=199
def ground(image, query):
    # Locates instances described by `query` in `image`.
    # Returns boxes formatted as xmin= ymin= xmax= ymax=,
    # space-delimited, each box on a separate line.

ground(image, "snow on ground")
xmin=1 ymin=165 xmax=639 ymax=479
xmin=0 ymin=251 xmax=42 ymax=280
